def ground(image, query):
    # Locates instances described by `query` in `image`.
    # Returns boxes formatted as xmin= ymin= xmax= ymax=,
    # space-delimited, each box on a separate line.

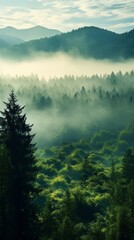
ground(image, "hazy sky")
xmin=0 ymin=0 xmax=133 ymax=32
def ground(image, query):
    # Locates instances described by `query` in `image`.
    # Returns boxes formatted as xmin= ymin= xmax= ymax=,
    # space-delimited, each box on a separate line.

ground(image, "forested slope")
xmin=7 ymin=27 xmax=134 ymax=60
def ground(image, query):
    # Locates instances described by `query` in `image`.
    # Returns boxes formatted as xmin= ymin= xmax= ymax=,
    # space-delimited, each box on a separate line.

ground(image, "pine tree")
xmin=106 ymin=149 xmax=134 ymax=240
xmin=122 ymin=149 xmax=134 ymax=181
xmin=0 ymin=91 xmax=39 ymax=240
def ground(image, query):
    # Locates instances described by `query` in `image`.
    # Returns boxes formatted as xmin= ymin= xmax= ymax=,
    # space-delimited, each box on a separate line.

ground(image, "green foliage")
xmin=122 ymin=149 xmax=134 ymax=181
xmin=34 ymin=126 xmax=134 ymax=240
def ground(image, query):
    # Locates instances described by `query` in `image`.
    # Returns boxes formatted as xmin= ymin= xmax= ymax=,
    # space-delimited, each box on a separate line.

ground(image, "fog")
xmin=0 ymin=53 xmax=134 ymax=79
xmin=28 ymin=107 xmax=119 ymax=146
xmin=0 ymin=54 xmax=133 ymax=146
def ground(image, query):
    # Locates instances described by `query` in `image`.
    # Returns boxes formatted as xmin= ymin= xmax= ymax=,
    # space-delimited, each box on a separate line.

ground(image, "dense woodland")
xmin=0 ymin=71 xmax=134 ymax=239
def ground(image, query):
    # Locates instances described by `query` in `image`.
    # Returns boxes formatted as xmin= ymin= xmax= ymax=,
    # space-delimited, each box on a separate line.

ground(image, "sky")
xmin=0 ymin=0 xmax=133 ymax=33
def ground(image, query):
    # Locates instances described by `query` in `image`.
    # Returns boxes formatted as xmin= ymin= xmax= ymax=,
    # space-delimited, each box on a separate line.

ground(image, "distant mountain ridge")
xmin=0 ymin=33 xmax=24 ymax=48
xmin=1 ymin=26 xmax=134 ymax=60
xmin=0 ymin=26 xmax=61 ymax=42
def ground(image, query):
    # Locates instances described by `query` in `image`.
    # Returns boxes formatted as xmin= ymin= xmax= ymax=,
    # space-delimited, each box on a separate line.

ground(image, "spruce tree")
xmin=0 ymin=91 xmax=38 ymax=240
xmin=0 ymin=145 xmax=13 ymax=240
xmin=122 ymin=149 xmax=134 ymax=181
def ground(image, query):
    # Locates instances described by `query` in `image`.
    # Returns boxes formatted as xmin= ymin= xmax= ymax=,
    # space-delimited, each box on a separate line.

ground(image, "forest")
xmin=0 ymin=71 xmax=134 ymax=240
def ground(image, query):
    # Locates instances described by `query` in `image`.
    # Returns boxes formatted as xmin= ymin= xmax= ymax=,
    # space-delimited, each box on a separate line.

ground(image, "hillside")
xmin=8 ymin=26 xmax=134 ymax=60
xmin=0 ymin=26 xmax=61 ymax=42
xmin=0 ymin=33 xmax=24 ymax=48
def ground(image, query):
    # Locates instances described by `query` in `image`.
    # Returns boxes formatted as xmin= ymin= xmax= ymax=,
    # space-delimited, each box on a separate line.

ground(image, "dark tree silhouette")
xmin=0 ymin=91 xmax=39 ymax=240
xmin=0 ymin=145 xmax=13 ymax=240
xmin=122 ymin=149 xmax=134 ymax=181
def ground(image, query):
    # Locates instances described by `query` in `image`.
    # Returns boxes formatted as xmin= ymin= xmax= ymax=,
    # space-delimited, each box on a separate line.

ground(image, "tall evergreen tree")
xmin=0 ymin=91 xmax=39 ymax=240
xmin=122 ymin=149 xmax=134 ymax=181
xmin=0 ymin=145 xmax=13 ymax=240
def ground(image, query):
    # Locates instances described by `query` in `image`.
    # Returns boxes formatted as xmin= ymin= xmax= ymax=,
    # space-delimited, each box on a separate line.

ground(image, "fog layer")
xmin=0 ymin=53 xmax=134 ymax=79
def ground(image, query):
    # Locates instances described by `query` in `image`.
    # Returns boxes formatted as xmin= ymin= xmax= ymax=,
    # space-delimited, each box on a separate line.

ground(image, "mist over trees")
xmin=0 ymin=71 xmax=133 ymax=146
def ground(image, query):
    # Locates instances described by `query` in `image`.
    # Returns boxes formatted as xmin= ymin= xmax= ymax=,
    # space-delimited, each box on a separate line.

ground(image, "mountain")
xmin=0 ymin=33 xmax=24 ymax=48
xmin=2 ymin=26 xmax=134 ymax=60
xmin=0 ymin=26 xmax=61 ymax=42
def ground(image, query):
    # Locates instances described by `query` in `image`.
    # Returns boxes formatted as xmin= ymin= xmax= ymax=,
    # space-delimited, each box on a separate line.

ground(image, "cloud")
xmin=0 ymin=0 xmax=133 ymax=32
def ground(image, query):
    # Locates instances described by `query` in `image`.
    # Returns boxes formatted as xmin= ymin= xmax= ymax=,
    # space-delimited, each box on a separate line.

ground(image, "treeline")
xmin=1 ymin=71 xmax=134 ymax=109
xmin=0 ymin=71 xmax=133 ymax=145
